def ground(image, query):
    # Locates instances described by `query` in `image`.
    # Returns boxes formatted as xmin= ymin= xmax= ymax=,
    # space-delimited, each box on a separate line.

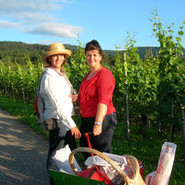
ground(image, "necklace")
xmin=87 ymin=66 xmax=103 ymax=80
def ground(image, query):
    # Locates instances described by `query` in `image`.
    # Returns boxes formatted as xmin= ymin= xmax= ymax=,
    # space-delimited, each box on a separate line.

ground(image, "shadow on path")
xmin=0 ymin=108 xmax=50 ymax=185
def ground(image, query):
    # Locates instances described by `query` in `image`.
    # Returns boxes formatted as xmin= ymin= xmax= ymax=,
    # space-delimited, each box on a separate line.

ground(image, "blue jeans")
xmin=80 ymin=112 xmax=117 ymax=159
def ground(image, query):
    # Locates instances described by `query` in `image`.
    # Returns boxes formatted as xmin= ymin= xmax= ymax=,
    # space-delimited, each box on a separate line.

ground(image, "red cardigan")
xmin=79 ymin=67 xmax=116 ymax=117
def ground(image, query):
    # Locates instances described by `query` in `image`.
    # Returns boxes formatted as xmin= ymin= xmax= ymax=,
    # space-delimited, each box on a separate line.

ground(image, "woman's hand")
xmin=93 ymin=124 xmax=102 ymax=136
xmin=73 ymin=94 xmax=78 ymax=102
xmin=69 ymin=94 xmax=78 ymax=102
xmin=71 ymin=126 xmax=81 ymax=139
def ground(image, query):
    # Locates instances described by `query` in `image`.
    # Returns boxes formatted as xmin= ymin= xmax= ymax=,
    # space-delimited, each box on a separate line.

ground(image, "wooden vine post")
xmin=123 ymin=52 xmax=130 ymax=140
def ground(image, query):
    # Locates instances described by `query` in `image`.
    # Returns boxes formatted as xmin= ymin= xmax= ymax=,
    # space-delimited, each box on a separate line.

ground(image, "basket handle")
xmin=69 ymin=147 xmax=135 ymax=183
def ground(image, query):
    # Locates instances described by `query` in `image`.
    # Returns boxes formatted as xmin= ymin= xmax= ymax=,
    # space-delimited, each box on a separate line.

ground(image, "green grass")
xmin=0 ymin=94 xmax=184 ymax=184
xmin=0 ymin=95 xmax=49 ymax=139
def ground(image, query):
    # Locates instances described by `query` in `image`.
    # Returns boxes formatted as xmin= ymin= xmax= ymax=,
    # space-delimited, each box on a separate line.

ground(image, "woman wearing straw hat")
xmin=40 ymin=43 xmax=81 ymax=185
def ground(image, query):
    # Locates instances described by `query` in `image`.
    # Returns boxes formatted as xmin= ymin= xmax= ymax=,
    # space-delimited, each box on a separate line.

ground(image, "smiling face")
xmin=85 ymin=50 xmax=102 ymax=70
xmin=49 ymin=54 xmax=65 ymax=71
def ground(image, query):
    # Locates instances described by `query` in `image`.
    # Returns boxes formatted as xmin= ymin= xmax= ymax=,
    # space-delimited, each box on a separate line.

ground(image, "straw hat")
xmin=44 ymin=43 xmax=72 ymax=60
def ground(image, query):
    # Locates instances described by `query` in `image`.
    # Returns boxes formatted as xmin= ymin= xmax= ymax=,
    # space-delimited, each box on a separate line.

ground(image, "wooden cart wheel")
xmin=69 ymin=147 xmax=142 ymax=185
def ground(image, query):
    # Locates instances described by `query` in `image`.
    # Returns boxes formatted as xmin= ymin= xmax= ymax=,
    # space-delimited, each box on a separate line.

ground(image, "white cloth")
xmin=52 ymin=144 xmax=82 ymax=175
xmin=40 ymin=67 xmax=76 ymax=130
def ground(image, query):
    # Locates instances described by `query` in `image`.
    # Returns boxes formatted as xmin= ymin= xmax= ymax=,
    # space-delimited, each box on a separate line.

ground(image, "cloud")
xmin=0 ymin=21 xmax=21 ymax=29
xmin=16 ymin=12 xmax=55 ymax=23
xmin=0 ymin=0 xmax=65 ymax=13
xmin=25 ymin=23 xmax=83 ymax=38
xmin=0 ymin=0 xmax=65 ymax=22
xmin=0 ymin=0 xmax=83 ymax=39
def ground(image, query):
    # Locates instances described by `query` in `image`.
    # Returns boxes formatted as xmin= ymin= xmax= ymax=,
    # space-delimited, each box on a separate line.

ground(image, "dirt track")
xmin=0 ymin=108 xmax=50 ymax=185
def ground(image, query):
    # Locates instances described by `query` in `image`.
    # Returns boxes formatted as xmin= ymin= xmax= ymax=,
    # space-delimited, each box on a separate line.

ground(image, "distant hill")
xmin=104 ymin=47 xmax=160 ymax=58
xmin=0 ymin=41 xmax=158 ymax=54
xmin=0 ymin=41 xmax=47 ymax=53
xmin=0 ymin=41 xmax=183 ymax=60
xmin=136 ymin=47 xmax=160 ymax=58
xmin=0 ymin=41 xmax=79 ymax=56
xmin=0 ymin=41 xmax=80 ymax=64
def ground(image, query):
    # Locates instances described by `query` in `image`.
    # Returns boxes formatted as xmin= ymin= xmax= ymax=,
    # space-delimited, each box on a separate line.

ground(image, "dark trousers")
xmin=80 ymin=112 xmax=117 ymax=159
xmin=47 ymin=120 xmax=77 ymax=185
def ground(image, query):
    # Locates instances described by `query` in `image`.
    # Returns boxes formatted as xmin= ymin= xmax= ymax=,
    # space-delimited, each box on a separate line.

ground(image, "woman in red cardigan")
xmin=79 ymin=40 xmax=117 ymax=157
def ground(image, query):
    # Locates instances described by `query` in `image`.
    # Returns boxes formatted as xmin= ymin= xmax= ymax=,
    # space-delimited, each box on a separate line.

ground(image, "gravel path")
xmin=0 ymin=108 xmax=50 ymax=185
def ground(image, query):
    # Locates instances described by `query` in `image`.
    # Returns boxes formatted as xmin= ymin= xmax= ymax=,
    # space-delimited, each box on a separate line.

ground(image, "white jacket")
xmin=39 ymin=67 xmax=76 ymax=131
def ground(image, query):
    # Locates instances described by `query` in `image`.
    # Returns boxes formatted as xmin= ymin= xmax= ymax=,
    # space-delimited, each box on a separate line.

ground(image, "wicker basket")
xmin=69 ymin=147 xmax=146 ymax=185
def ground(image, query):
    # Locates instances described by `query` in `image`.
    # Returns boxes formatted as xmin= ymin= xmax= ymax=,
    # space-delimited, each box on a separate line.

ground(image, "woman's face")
xmin=85 ymin=50 xmax=102 ymax=69
xmin=49 ymin=54 xmax=65 ymax=70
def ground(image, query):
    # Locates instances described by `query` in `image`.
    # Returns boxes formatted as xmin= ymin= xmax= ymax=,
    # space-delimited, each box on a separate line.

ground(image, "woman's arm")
xmin=93 ymin=103 xmax=107 ymax=136
xmin=93 ymin=70 xmax=115 ymax=136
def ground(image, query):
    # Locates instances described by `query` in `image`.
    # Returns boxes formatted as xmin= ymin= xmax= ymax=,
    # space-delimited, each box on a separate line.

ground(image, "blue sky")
xmin=0 ymin=0 xmax=185 ymax=50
